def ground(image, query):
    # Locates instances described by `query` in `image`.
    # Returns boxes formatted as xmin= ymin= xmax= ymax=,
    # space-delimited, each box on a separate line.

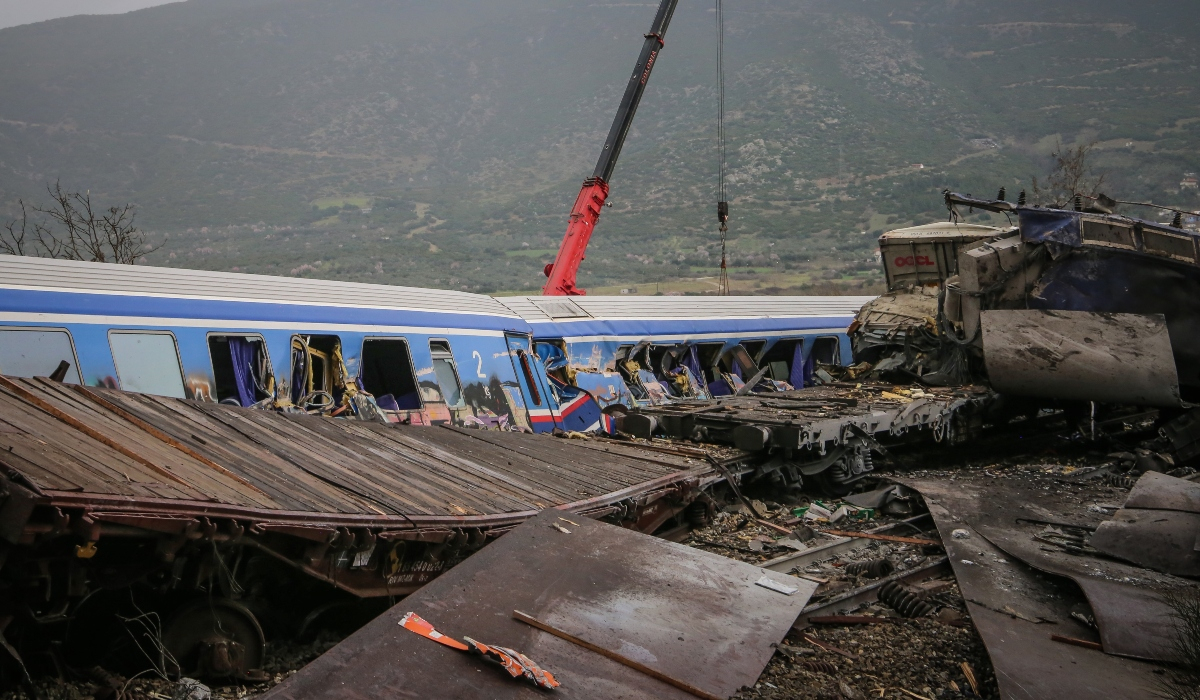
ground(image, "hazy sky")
xmin=0 ymin=0 xmax=175 ymax=30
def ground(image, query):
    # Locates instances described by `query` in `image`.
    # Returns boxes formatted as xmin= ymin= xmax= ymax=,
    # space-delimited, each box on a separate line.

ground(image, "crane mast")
xmin=541 ymin=0 xmax=680 ymax=296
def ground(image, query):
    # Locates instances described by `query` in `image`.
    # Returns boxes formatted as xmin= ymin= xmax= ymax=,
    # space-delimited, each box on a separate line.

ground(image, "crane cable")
xmin=715 ymin=0 xmax=729 ymax=296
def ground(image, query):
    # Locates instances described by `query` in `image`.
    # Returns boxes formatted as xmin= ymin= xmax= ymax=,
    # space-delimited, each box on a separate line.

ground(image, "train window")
xmin=0 ymin=328 xmax=81 ymax=383
xmin=290 ymin=335 xmax=346 ymax=410
xmin=695 ymin=342 xmax=725 ymax=383
xmin=429 ymin=340 xmax=465 ymax=407
xmin=516 ymin=350 xmax=542 ymax=406
xmin=360 ymin=338 xmax=421 ymax=411
xmin=760 ymin=339 xmax=803 ymax=383
xmin=108 ymin=331 xmax=186 ymax=398
xmin=741 ymin=340 xmax=766 ymax=362
xmin=811 ymin=337 xmax=841 ymax=366
xmin=208 ymin=335 xmax=272 ymax=406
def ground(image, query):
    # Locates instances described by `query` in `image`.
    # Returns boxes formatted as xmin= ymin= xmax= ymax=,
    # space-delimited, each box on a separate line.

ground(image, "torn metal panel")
xmin=1121 ymin=470 xmax=1200 ymax=513
xmin=981 ymin=309 xmax=1182 ymax=406
xmin=906 ymin=474 xmax=1191 ymax=662
xmin=262 ymin=509 xmax=816 ymax=700
xmin=1088 ymin=472 xmax=1200 ymax=578
xmin=904 ymin=475 xmax=1172 ymax=698
xmin=980 ymin=526 xmax=1180 ymax=661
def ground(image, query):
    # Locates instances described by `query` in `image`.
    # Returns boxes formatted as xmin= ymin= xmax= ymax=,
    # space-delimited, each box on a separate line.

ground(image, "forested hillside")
xmin=1 ymin=0 xmax=1197 ymax=293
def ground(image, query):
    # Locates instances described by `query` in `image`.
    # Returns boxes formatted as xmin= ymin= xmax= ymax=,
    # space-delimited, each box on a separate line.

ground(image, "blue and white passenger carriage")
xmin=0 ymin=256 xmax=871 ymax=434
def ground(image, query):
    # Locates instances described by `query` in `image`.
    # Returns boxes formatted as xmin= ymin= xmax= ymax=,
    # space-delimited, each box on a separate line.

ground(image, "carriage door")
xmin=504 ymin=333 xmax=561 ymax=433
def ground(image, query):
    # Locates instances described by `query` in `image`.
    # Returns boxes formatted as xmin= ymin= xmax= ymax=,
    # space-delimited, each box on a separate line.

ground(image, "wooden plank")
xmin=0 ymin=386 xmax=197 ymax=499
xmin=305 ymin=420 xmax=547 ymax=512
xmin=196 ymin=405 xmax=428 ymax=516
xmin=293 ymin=417 xmax=533 ymax=515
xmin=109 ymin=393 xmax=350 ymax=513
xmin=10 ymin=379 xmax=227 ymax=500
xmin=70 ymin=383 xmax=272 ymax=500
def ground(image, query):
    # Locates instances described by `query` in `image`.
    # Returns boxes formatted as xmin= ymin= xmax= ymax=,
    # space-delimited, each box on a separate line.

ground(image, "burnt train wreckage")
xmin=830 ymin=190 xmax=1200 ymax=409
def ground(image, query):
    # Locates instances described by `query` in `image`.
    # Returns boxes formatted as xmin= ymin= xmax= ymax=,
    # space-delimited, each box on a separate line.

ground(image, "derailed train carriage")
xmin=0 ymin=257 xmax=868 ymax=433
xmin=0 ymin=255 xmax=869 ymax=683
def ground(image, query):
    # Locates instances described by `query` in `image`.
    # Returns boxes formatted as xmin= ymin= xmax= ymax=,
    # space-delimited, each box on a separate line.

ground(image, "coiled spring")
xmin=844 ymin=559 xmax=895 ymax=579
xmin=879 ymin=580 xmax=934 ymax=618
xmin=1105 ymin=473 xmax=1137 ymax=489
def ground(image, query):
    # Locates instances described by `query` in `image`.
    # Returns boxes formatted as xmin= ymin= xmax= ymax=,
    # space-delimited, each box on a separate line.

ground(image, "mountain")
xmin=0 ymin=0 xmax=1198 ymax=294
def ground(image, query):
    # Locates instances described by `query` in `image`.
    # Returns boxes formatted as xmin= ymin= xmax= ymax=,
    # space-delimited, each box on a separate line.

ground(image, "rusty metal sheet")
xmin=262 ymin=509 xmax=816 ymax=700
xmin=981 ymin=309 xmax=1181 ymax=406
xmin=905 ymin=477 xmax=1164 ymax=699
xmin=1123 ymin=471 xmax=1200 ymax=513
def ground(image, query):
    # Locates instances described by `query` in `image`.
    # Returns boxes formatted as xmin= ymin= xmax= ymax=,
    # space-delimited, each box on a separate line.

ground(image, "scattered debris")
xmin=171 ymin=679 xmax=211 ymax=700
xmin=398 ymin=611 xmax=560 ymax=690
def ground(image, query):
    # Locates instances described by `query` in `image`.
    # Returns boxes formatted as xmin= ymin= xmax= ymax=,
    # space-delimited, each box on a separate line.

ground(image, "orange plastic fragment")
xmin=398 ymin=611 xmax=469 ymax=651
xmin=398 ymin=612 xmax=560 ymax=690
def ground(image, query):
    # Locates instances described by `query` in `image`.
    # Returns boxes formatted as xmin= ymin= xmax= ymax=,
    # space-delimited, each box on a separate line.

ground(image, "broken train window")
xmin=811 ymin=336 xmax=841 ymax=365
xmin=427 ymin=340 xmax=465 ymax=408
xmin=208 ymin=334 xmax=273 ymax=407
xmin=741 ymin=339 xmax=766 ymax=363
xmin=359 ymin=337 xmax=422 ymax=411
xmin=290 ymin=335 xmax=348 ymax=412
xmin=760 ymin=339 xmax=804 ymax=387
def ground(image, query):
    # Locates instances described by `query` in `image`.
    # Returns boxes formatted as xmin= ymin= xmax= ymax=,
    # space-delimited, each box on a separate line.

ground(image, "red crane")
xmin=541 ymin=0 xmax=680 ymax=296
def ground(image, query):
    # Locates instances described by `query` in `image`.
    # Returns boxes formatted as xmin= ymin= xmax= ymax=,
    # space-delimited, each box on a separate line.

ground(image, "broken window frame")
xmin=428 ymin=339 xmax=466 ymax=408
xmin=810 ymin=336 xmax=842 ymax=366
xmin=516 ymin=349 xmax=543 ymax=407
xmin=206 ymin=332 xmax=274 ymax=407
xmin=759 ymin=338 xmax=804 ymax=384
xmin=0 ymin=326 xmax=82 ymax=384
xmin=741 ymin=339 xmax=767 ymax=364
xmin=108 ymin=329 xmax=187 ymax=398
xmin=358 ymin=336 xmax=424 ymax=412
xmin=695 ymin=342 xmax=726 ymax=384
xmin=289 ymin=334 xmax=348 ymax=411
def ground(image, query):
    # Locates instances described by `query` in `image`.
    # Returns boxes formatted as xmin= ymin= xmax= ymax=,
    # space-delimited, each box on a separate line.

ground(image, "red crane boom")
xmin=541 ymin=0 xmax=680 ymax=296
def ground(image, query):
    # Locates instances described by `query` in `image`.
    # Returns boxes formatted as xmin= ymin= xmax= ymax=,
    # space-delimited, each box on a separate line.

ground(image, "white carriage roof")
xmin=0 ymin=255 xmax=520 ymax=318
xmin=0 ymin=255 xmax=876 ymax=322
xmin=495 ymin=294 xmax=875 ymax=323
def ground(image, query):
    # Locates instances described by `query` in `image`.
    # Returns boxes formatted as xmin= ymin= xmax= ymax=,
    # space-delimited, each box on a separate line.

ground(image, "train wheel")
xmin=162 ymin=599 xmax=267 ymax=682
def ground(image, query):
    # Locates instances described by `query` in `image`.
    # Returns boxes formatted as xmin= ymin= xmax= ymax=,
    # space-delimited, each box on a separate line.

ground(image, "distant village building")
xmin=360 ymin=207 xmax=373 ymax=214
xmin=1181 ymin=173 xmax=1199 ymax=190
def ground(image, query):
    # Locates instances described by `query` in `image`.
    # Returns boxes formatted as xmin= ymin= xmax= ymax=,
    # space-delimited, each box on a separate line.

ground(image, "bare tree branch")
xmin=1 ymin=180 xmax=156 ymax=264
xmin=1031 ymin=139 xmax=1107 ymax=207
xmin=1 ymin=200 xmax=31 ymax=256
